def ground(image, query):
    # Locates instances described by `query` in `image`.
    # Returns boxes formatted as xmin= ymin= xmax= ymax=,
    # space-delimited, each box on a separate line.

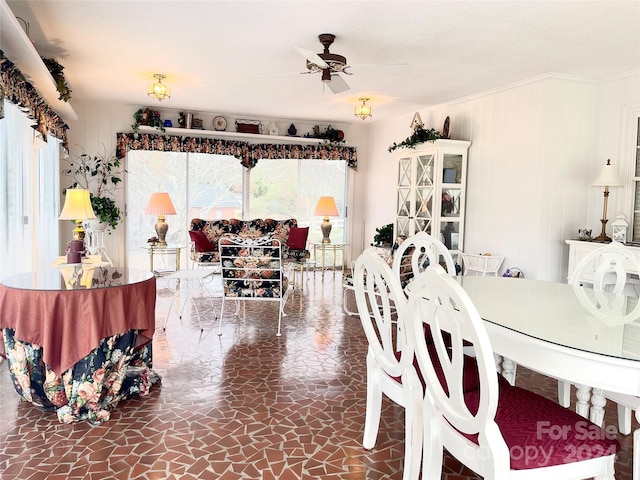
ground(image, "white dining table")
xmin=458 ymin=275 xmax=640 ymax=480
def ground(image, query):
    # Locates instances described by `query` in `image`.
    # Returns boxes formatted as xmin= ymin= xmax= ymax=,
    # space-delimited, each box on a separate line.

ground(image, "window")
xmin=632 ymin=116 xmax=640 ymax=242
xmin=125 ymin=151 xmax=348 ymax=270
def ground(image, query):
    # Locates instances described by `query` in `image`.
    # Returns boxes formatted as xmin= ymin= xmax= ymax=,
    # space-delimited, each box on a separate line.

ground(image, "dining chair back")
xmin=392 ymin=232 xmax=456 ymax=291
xmin=408 ymin=265 xmax=620 ymax=480
xmin=567 ymin=241 xmax=640 ymax=451
xmin=353 ymin=248 xmax=423 ymax=480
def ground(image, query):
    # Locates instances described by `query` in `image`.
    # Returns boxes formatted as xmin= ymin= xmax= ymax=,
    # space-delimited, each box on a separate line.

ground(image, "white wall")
xmin=355 ymin=73 xmax=640 ymax=281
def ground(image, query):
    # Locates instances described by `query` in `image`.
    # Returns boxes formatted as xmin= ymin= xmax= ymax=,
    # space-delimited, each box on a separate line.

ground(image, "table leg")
xmin=149 ymin=248 xmax=154 ymax=272
xmin=501 ymin=357 xmax=516 ymax=386
xmin=575 ymin=383 xmax=591 ymax=418
xmin=589 ymin=388 xmax=606 ymax=427
xmin=176 ymin=247 xmax=181 ymax=271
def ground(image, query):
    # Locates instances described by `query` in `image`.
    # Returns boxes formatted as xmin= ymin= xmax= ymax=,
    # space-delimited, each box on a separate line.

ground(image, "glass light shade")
xmin=148 ymin=74 xmax=171 ymax=101
xmin=59 ymin=188 xmax=96 ymax=220
xmin=314 ymin=196 xmax=339 ymax=217
xmin=592 ymin=159 xmax=623 ymax=187
xmin=355 ymin=98 xmax=372 ymax=120
xmin=145 ymin=192 xmax=177 ymax=215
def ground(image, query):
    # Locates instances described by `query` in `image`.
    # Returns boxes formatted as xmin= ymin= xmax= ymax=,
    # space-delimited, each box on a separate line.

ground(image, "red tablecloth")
xmin=0 ymin=275 xmax=156 ymax=375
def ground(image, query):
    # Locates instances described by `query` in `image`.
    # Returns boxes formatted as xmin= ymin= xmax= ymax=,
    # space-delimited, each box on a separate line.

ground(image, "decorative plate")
xmin=213 ymin=116 xmax=227 ymax=131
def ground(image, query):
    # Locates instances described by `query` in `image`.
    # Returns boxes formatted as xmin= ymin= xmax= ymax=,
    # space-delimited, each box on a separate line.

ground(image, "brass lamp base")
xmin=320 ymin=217 xmax=332 ymax=243
xmin=155 ymin=215 xmax=169 ymax=246
xmin=72 ymin=219 xmax=86 ymax=241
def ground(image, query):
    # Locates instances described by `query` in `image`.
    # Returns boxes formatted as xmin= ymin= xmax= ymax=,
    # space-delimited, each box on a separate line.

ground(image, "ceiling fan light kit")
xmin=148 ymin=73 xmax=171 ymax=101
xmin=355 ymin=98 xmax=372 ymax=120
xmin=296 ymin=33 xmax=352 ymax=94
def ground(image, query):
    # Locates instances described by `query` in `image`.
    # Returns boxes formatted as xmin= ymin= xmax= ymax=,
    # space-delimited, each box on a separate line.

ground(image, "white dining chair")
xmin=353 ymin=248 xmax=423 ymax=480
xmin=391 ymin=231 xmax=457 ymax=291
xmin=408 ymin=265 xmax=620 ymax=480
xmin=567 ymin=241 xmax=640 ymax=454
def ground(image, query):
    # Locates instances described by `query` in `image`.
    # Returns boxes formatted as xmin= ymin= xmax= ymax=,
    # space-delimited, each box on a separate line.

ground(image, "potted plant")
xmin=62 ymin=147 xmax=124 ymax=231
xmin=132 ymin=107 xmax=166 ymax=133
xmin=373 ymin=223 xmax=394 ymax=247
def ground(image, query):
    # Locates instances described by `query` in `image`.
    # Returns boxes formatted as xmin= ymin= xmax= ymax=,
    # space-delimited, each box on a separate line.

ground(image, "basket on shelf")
xmin=461 ymin=253 xmax=505 ymax=276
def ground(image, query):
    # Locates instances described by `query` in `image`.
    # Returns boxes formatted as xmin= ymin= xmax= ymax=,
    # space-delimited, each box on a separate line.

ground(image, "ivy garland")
xmin=41 ymin=57 xmax=72 ymax=102
xmin=388 ymin=127 xmax=443 ymax=152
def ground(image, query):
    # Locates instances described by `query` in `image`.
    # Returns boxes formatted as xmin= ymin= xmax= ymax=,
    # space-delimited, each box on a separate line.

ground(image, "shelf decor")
xmin=132 ymin=108 xmax=166 ymax=133
xmin=388 ymin=126 xmax=443 ymax=152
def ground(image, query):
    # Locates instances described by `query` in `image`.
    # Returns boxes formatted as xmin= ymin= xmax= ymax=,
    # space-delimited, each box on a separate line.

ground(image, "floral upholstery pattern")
xmin=190 ymin=218 xmax=299 ymax=264
xmin=219 ymin=235 xmax=288 ymax=298
xmin=2 ymin=328 xmax=158 ymax=424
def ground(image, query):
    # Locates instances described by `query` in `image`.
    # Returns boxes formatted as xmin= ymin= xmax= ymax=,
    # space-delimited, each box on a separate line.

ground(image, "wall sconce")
xmin=145 ymin=192 xmax=177 ymax=245
xmin=314 ymin=196 xmax=339 ymax=243
xmin=592 ymin=159 xmax=623 ymax=243
xmin=148 ymin=74 xmax=171 ymax=101
xmin=355 ymin=97 xmax=372 ymax=120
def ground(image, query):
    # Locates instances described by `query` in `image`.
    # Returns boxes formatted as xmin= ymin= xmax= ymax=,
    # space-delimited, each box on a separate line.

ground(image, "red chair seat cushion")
xmin=463 ymin=385 xmax=620 ymax=470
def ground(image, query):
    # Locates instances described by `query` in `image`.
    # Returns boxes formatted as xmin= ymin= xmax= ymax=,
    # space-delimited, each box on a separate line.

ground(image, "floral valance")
xmin=0 ymin=51 xmax=69 ymax=151
xmin=116 ymin=132 xmax=358 ymax=170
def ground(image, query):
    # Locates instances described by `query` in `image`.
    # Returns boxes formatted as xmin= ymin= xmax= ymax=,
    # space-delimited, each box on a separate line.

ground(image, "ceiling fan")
xmin=294 ymin=33 xmax=352 ymax=94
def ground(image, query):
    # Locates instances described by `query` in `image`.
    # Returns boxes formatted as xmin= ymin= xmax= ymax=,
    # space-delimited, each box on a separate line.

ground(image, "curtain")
xmin=0 ymin=100 xmax=60 ymax=279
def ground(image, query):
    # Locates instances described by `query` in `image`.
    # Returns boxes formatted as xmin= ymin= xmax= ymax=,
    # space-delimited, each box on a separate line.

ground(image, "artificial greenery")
xmin=62 ymin=147 xmax=125 ymax=231
xmin=373 ymin=223 xmax=394 ymax=246
xmin=132 ymin=108 xmax=166 ymax=133
xmin=388 ymin=127 xmax=443 ymax=152
xmin=41 ymin=57 xmax=72 ymax=102
xmin=305 ymin=124 xmax=345 ymax=144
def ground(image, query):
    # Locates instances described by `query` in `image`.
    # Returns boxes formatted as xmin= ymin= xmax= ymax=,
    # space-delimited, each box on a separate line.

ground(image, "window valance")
xmin=0 ymin=51 xmax=69 ymax=151
xmin=116 ymin=132 xmax=357 ymax=170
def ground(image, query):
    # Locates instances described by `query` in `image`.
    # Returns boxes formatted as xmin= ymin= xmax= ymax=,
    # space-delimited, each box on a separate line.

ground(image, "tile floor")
xmin=0 ymin=270 xmax=636 ymax=479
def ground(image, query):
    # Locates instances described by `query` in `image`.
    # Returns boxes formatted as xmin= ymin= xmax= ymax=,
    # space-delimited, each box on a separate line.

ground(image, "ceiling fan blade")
xmin=294 ymin=46 xmax=329 ymax=69
xmin=327 ymin=74 xmax=350 ymax=94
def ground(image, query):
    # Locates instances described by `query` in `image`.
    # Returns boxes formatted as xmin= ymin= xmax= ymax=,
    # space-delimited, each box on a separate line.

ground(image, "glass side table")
xmin=143 ymin=244 xmax=186 ymax=273
xmin=312 ymin=243 xmax=347 ymax=277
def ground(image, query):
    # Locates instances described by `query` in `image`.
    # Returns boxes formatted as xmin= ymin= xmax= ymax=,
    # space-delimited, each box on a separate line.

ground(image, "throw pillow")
xmin=287 ymin=227 xmax=309 ymax=250
xmin=189 ymin=230 xmax=215 ymax=252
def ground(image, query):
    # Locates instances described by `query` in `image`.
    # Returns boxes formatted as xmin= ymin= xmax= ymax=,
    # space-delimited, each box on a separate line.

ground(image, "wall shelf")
xmin=1 ymin=0 xmax=77 ymax=122
xmin=136 ymin=125 xmax=325 ymax=145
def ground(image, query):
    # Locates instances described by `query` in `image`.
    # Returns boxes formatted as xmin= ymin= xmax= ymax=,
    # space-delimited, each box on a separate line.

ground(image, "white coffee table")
xmin=164 ymin=268 xmax=217 ymax=331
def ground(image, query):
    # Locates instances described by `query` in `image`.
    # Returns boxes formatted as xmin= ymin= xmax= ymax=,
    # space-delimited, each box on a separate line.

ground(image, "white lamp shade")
xmin=314 ymin=196 xmax=339 ymax=217
xmin=592 ymin=159 xmax=623 ymax=187
xmin=145 ymin=192 xmax=176 ymax=215
xmin=59 ymin=188 xmax=96 ymax=220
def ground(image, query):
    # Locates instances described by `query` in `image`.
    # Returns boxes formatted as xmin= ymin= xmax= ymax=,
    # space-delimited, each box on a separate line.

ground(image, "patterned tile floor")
xmin=0 ymin=270 xmax=636 ymax=479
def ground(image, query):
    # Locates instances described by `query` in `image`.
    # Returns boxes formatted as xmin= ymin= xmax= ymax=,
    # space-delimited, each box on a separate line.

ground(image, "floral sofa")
xmin=189 ymin=218 xmax=300 ymax=265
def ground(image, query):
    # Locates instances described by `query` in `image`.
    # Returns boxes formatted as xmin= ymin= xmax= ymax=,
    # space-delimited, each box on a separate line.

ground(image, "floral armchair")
xmin=217 ymin=235 xmax=290 ymax=336
xmin=189 ymin=218 xmax=299 ymax=266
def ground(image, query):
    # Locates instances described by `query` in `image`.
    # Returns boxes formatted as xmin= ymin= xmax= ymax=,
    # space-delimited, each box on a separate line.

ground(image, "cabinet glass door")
xmin=396 ymin=157 xmax=412 ymax=236
xmin=440 ymin=221 xmax=460 ymax=250
xmin=414 ymin=154 xmax=434 ymax=235
xmin=442 ymin=154 xmax=463 ymax=184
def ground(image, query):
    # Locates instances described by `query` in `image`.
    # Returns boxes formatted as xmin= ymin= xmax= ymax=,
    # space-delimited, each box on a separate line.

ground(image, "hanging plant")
xmin=132 ymin=108 xmax=166 ymax=133
xmin=388 ymin=127 xmax=443 ymax=152
xmin=41 ymin=57 xmax=72 ymax=102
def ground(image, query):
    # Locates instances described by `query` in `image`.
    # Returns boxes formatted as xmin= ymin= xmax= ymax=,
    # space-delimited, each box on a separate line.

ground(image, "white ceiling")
xmin=5 ymin=0 xmax=640 ymax=125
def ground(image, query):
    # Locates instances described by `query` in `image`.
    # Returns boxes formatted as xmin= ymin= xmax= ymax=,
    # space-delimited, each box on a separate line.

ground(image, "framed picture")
xmin=443 ymin=168 xmax=457 ymax=183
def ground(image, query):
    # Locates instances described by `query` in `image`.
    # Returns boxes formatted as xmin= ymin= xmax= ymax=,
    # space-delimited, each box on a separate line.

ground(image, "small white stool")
xmin=164 ymin=268 xmax=217 ymax=331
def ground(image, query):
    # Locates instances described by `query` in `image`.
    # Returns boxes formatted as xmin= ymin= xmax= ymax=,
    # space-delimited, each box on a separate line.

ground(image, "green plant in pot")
xmin=62 ymin=147 xmax=124 ymax=231
xmin=373 ymin=223 xmax=394 ymax=247
xmin=132 ymin=108 xmax=166 ymax=133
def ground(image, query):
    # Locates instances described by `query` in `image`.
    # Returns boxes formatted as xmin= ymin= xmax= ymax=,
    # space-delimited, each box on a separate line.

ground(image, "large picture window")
xmin=126 ymin=151 xmax=347 ymax=270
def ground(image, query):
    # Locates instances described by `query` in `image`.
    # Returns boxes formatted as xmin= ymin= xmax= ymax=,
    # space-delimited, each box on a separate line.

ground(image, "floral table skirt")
xmin=1 ymin=328 xmax=160 ymax=424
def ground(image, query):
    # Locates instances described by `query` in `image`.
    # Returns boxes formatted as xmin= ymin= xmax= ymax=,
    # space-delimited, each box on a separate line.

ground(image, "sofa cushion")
xmin=189 ymin=230 xmax=215 ymax=252
xmin=287 ymin=227 xmax=309 ymax=250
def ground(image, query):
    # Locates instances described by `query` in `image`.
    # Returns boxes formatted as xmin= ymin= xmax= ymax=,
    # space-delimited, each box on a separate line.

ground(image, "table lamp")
xmin=314 ymin=196 xmax=339 ymax=243
xmin=59 ymin=188 xmax=97 ymax=264
xmin=592 ymin=159 xmax=623 ymax=243
xmin=145 ymin=192 xmax=176 ymax=246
